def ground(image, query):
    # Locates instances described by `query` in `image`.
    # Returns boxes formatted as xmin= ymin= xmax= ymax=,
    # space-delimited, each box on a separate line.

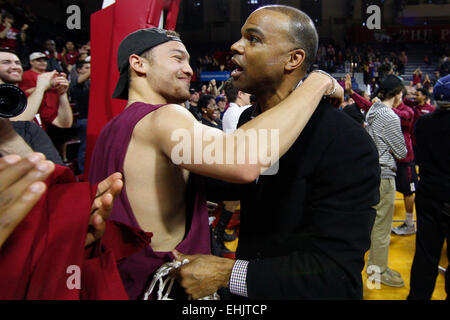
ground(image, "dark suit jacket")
xmin=206 ymin=102 xmax=380 ymax=299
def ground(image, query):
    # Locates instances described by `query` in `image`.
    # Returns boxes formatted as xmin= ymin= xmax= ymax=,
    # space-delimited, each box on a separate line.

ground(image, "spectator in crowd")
xmin=221 ymin=78 xmax=251 ymax=133
xmin=346 ymin=74 xmax=418 ymax=236
xmin=207 ymin=79 xmax=218 ymax=96
xmin=69 ymin=60 xmax=90 ymax=174
xmin=399 ymin=51 xmax=408 ymax=74
xmin=44 ymin=39 xmax=63 ymax=72
xmin=365 ymin=75 xmax=407 ymax=288
xmin=413 ymin=68 xmax=423 ymax=86
xmin=404 ymin=87 xmax=436 ymax=155
xmin=431 ymin=71 xmax=440 ymax=86
xmin=0 ymin=48 xmax=64 ymax=165
xmin=215 ymin=95 xmax=227 ymax=118
xmin=198 ymin=94 xmax=222 ymax=130
xmin=186 ymin=87 xmax=201 ymax=120
xmin=422 ymin=74 xmax=432 ymax=90
xmin=61 ymin=40 xmax=79 ymax=72
xmin=17 ymin=51 xmax=72 ymax=130
xmin=408 ymin=74 xmax=450 ymax=300
xmin=0 ymin=11 xmax=26 ymax=52
xmin=200 ymin=83 xmax=208 ymax=95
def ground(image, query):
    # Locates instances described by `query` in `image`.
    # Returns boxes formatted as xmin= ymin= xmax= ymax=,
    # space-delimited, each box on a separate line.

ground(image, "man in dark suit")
xmin=174 ymin=5 xmax=380 ymax=299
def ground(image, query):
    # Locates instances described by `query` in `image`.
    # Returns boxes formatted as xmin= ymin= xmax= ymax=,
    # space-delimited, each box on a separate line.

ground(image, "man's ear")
xmin=285 ymin=48 xmax=305 ymax=72
xmin=129 ymin=54 xmax=146 ymax=76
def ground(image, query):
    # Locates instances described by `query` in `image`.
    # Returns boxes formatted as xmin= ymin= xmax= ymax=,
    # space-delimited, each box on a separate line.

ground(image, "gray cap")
xmin=29 ymin=52 xmax=47 ymax=61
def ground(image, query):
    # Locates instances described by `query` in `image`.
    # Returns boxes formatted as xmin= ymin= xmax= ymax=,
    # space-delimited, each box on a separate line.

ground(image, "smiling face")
xmin=0 ymin=52 xmax=23 ymax=84
xmin=202 ymin=98 xmax=218 ymax=118
xmin=230 ymin=9 xmax=296 ymax=94
xmin=139 ymin=40 xmax=193 ymax=104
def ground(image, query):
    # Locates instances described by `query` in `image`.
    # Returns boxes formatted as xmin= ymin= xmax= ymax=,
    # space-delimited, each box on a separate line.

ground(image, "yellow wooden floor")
xmin=224 ymin=192 xmax=448 ymax=300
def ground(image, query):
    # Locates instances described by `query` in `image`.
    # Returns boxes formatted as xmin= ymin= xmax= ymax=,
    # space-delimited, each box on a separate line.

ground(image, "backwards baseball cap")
xmin=433 ymin=74 xmax=450 ymax=108
xmin=29 ymin=52 xmax=47 ymax=61
xmin=112 ymin=28 xmax=182 ymax=100
xmin=379 ymin=74 xmax=404 ymax=92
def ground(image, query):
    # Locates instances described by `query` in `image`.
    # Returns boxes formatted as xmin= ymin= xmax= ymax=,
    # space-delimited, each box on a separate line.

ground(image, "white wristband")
xmin=311 ymin=69 xmax=337 ymax=97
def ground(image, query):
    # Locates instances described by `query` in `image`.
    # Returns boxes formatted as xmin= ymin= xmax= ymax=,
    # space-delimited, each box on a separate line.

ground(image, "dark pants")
xmin=408 ymin=193 xmax=450 ymax=300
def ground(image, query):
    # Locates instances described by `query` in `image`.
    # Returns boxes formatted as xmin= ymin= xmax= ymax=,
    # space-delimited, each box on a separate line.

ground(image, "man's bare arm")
xmin=10 ymin=71 xmax=57 ymax=122
xmin=152 ymin=72 xmax=340 ymax=183
xmin=51 ymin=74 xmax=73 ymax=128
xmin=51 ymin=93 xmax=73 ymax=128
xmin=77 ymin=69 xmax=91 ymax=84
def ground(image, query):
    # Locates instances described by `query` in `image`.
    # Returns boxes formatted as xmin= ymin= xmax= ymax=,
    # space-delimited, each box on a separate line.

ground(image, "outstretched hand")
xmin=85 ymin=172 xmax=123 ymax=246
xmin=0 ymin=153 xmax=54 ymax=247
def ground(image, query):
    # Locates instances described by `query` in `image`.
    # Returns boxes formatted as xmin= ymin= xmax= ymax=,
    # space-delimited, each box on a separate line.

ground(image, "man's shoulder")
xmin=315 ymin=102 xmax=364 ymax=131
xmin=309 ymin=103 xmax=376 ymax=151
xmin=223 ymin=103 xmax=240 ymax=118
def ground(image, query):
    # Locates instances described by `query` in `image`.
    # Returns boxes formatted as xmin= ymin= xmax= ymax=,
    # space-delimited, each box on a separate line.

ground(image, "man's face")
xmin=45 ymin=40 xmax=56 ymax=51
xmin=217 ymin=99 xmax=226 ymax=111
xmin=0 ymin=52 xmax=23 ymax=84
xmin=144 ymin=40 xmax=193 ymax=104
xmin=66 ymin=41 xmax=75 ymax=51
xmin=78 ymin=63 xmax=91 ymax=75
xmin=230 ymin=9 xmax=295 ymax=94
xmin=240 ymin=91 xmax=251 ymax=105
xmin=415 ymin=91 xmax=426 ymax=104
xmin=190 ymin=91 xmax=199 ymax=103
xmin=30 ymin=58 xmax=48 ymax=73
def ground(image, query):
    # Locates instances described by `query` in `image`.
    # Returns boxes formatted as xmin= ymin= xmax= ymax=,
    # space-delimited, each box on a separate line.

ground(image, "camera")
xmin=0 ymin=84 xmax=27 ymax=118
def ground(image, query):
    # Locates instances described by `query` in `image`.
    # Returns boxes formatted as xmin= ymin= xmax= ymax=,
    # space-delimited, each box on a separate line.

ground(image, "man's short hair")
xmin=376 ymin=75 xmax=404 ymax=101
xmin=121 ymin=28 xmax=181 ymax=100
xmin=0 ymin=48 xmax=18 ymax=56
xmin=76 ymin=60 xmax=90 ymax=70
xmin=261 ymin=5 xmax=319 ymax=73
xmin=417 ymin=88 xmax=429 ymax=98
xmin=223 ymin=79 xmax=238 ymax=103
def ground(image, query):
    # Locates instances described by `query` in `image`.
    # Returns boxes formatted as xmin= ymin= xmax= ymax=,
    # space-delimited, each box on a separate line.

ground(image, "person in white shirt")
xmin=222 ymin=79 xmax=252 ymax=133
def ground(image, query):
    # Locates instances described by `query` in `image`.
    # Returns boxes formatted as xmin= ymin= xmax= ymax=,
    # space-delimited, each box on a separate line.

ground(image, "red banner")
xmin=85 ymin=0 xmax=181 ymax=177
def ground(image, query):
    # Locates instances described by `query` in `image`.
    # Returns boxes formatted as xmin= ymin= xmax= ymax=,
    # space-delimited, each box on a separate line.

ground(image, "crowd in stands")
xmin=0 ymin=1 xmax=91 ymax=174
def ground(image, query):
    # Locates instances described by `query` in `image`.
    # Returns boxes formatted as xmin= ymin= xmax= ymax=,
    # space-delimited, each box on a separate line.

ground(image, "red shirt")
xmin=0 ymin=165 xmax=151 ymax=299
xmin=63 ymin=50 xmax=79 ymax=65
xmin=0 ymin=25 xmax=19 ymax=50
xmin=404 ymin=98 xmax=436 ymax=146
xmin=19 ymin=70 xmax=59 ymax=129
